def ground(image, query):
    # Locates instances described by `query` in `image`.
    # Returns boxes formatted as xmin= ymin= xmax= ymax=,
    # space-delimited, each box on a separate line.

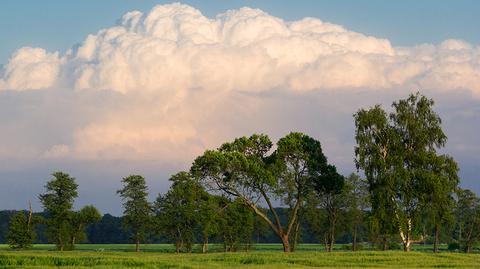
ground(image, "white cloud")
xmin=0 ymin=47 xmax=61 ymax=90
xmin=0 ymin=2 xmax=479 ymax=164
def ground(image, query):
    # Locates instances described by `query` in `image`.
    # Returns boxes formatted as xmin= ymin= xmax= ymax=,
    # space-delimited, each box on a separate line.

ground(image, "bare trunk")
xmin=399 ymin=218 xmax=412 ymax=252
xmin=202 ymin=237 xmax=208 ymax=253
xmin=28 ymin=201 xmax=33 ymax=229
xmin=135 ymin=237 xmax=140 ymax=252
xmin=433 ymin=224 xmax=439 ymax=253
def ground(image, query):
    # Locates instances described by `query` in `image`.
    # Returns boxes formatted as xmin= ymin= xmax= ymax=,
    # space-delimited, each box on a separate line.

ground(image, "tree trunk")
xmin=59 ymin=234 xmax=64 ymax=251
xmin=202 ymin=237 xmax=208 ymax=253
xmin=433 ymin=224 xmax=439 ymax=253
xmin=135 ymin=238 xmax=140 ymax=252
xmin=323 ymin=233 xmax=329 ymax=252
xmin=399 ymin=218 xmax=412 ymax=252
xmin=281 ymin=234 xmax=291 ymax=252
xmin=382 ymin=234 xmax=388 ymax=251
xmin=291 ymin=221 xmax=300 ymax=252
xmin=352 ymin=224 xmax=358 ymax=251
xmin=329 ymin=225 xmax=335 ymax=252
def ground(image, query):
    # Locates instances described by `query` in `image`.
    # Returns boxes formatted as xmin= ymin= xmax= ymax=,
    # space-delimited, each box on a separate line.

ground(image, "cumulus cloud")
xmin=1 ymin=3 xmax=479 ymax=95
xmin=0 ymin=2 xmax=479 ymax=164
xmin=1 ymin=3 xmax=480 ymax=212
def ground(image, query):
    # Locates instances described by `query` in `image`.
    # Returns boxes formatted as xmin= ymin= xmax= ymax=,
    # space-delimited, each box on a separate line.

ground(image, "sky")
xmin=0 ymin=1 xmax=479 ymax=215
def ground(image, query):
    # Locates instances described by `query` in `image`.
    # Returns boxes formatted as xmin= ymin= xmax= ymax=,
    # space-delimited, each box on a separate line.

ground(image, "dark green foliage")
xmin=309 ymin=165 xmax=345 ymax=252
xmin=192 ymin=132 xmax=334 ymax=252
xmin=154 ymin=172 xmax=205 ymax=253
xmin=68 ymin=205 xmax=102 ymax=248
xmin=117 ymin=175 xmax=152 ymax=252
xmin=218 ymin=198 xmax=255 ymax=252
xmin=86 ymin=214 xmax=130 ymax=243
xmin=6 ymin=212 xmax=35 ymax=249
xmin=39 ymin=172 xmax=78 ymax=251
xmin=455 ymin=189 xmax=480 ymax=253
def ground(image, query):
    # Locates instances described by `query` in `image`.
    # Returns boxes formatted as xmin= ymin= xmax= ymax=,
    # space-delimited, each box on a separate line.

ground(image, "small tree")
xmin=154 ymin=172 xmax=202 ymax=253
xmin=344 ymin=173 xmax=369 ymax=251
xmin=6 ymin=211 xmax=35 ymax=249
xmin=117 ymin=175 xmax=152 ymax=252
xmin=68 ymin=205 xmax=102 ymax=248
xmin=218 ymin=198 xmax=255 ymax=252
xmin=39 ymin=172 xmax=78 ymax=251
xmin=312 ymin=165 xmax=346 ymax=252
xmin=455 ymin=189 xmax=480 ymax=253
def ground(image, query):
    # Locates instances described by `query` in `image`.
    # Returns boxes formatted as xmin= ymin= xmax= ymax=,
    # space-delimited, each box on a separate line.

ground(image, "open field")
xmin=0 ymin=244 xmax=479 ymax=268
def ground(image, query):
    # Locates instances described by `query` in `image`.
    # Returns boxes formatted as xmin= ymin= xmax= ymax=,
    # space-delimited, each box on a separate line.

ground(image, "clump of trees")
xmin=39 ymin=172 xmax=101 ymax=251
xmin=5 ymin=93 xmax=480 ymax=254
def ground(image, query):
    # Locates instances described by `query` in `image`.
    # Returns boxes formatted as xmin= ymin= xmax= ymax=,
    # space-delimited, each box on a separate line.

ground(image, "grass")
xmin=0 ymin=244 xmax=478 ymax=268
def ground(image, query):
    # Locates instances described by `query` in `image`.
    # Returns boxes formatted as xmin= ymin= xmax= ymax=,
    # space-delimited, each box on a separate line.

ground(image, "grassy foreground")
xmin=0 ymin=245 xmax=479 ymax=269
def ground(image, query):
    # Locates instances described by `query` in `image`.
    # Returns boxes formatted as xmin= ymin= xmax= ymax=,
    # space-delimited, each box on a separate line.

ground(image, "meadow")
xmin=0 ymin=244 xmax=479 ymax=268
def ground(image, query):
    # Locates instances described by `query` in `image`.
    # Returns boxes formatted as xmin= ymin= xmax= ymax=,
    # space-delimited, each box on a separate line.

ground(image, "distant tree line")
xmin=2 ymin=93 xmax=479 ymax=253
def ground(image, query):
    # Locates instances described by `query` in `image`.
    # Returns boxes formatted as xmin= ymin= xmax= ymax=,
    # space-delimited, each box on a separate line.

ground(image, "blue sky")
xmin=1 ymin=0 xmax=479 ymax=63
xmin=0 ymin=1 xmax=479 ymax=214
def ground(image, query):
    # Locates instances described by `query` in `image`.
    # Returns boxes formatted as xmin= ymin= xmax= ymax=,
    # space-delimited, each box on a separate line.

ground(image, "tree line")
xmin=4 ymin=93 xmax=480 ymax=253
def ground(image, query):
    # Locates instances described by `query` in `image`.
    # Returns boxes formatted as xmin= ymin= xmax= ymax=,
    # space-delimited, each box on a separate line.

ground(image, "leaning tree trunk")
xmin=281 ymin=234 xmax=291 ymax=252
xmin=291 ymin=221 xmax=300 ymax=252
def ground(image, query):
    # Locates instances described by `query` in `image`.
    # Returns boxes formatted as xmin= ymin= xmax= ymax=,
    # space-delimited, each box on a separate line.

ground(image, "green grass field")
xmin=0 ymin=244 xmax=479 ymax=268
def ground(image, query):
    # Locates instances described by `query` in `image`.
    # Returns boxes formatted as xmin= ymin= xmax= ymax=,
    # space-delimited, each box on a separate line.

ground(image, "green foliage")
xmin=117 ymin=175 xmax=152 ymax=252
xmin=6 ymin=212 xmax=35 ymax=249
xmin=354 ymin=93 xmax=459 ymax=251
xmin=218 ymin=198 xmax=255 ymax=252
xmin=154 ymin=172 xmax=205 ymax=253
xmin=39 ymin=172 xmax=78 ymax=251
xmin=192 ymin=132 xmax=334 ymax=252
xmin=68 ymin=206 xmax=102 ymax=248
xmin=455 ymin=189 xmax=480 ymax=253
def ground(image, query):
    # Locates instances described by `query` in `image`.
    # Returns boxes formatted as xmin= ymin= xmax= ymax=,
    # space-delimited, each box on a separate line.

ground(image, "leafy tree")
xmin=192 ymin=132 xmax=332 ymax=252
xmin=154 ymin=172 xmax=203 ymax=253
xmin=39 ymin=172 xmax=78 ymax=251
xmin=117 ymin=175 xmax=152 ymax=252
xmin=344 ymin=173 xmax=369 ymax=251
xmin=218 ymin=198 xmax=255 ymax=252
xmin=68 ymin=205 xmax=102 ymax=248
xmin=197 ymin=192 xmax=220 ymax=253
xmin=354 ymin=93 xmax=458 ymax=251
xmin=311 ymin=165 xmax=345 ymax=252
xmin=424 ymin=155 xmax=459 ymax=252
xmin=455 ymin=189 xmax=480 ymax=253
xmin=6 ymin=211 xmax=35 ymax=249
